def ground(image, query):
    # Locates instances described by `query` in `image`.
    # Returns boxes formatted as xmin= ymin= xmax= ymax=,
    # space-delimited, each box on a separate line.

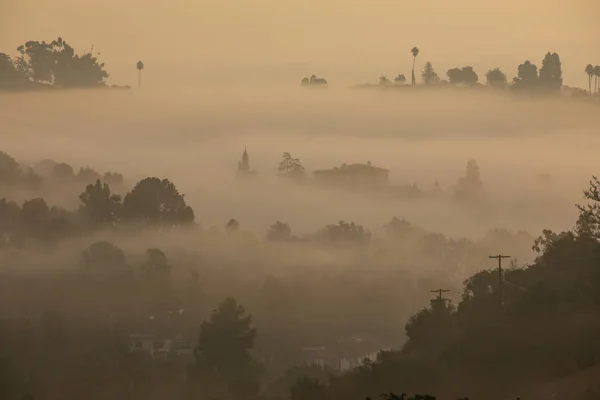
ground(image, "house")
xmin=313 ymin=162 xmax=390 ymax=190
xmin=129 ymin=333 xmax=193 ymax=361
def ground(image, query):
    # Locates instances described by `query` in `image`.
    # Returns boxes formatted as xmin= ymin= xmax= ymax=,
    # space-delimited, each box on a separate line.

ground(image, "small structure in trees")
xmin=313 ymin=161 xmax=389 ymax=190
xmin=301 ymin=74 xmax=328 ymax=87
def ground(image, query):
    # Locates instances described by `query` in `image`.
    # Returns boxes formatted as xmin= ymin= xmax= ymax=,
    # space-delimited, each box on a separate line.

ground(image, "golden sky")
xmin=1 ymin=0 xmax=598 ymax=87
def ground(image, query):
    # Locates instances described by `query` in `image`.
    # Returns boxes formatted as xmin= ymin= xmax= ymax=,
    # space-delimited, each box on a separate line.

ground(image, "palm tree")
xmin=136 ymin=61 xmax=144 ymax=88
xmin=585 ymin=64 xmax=594 ymax=94
xmin=595 ymin=66 xmax=600 ymax=95
xmin=411 ymin=47 xmax=420 ymax=85
xmin=379 ymin=75 xmax=390 ymax=85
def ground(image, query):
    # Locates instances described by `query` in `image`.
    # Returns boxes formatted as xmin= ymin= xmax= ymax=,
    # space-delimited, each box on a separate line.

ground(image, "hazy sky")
xmin=2 ymin=0 xmax=599 ymax=87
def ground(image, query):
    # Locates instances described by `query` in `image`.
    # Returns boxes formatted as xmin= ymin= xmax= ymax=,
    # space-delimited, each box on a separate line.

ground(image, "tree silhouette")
xmin=485 ymin=68 xmax=507 ymax=88
xmin=53 ymin=162 xmax=75 ymax=181
xmin=411 ymin=47 xmax=420 ymax=85
xmin=447 ymin=66 xmax=478 ymax=85
xmin=594 ymin=66 xmax=600 ymax=95
xmin=404 ymin=295 xmax=456 ymax=351
xmin=17 ymin=41 xmax=53 ymax=83
xmin=0 ymin=151 xmax=22 ymax=185
xmin=513 ymin=60 xmax=538 ymax=89
xmin=266 ymin=221 xmax=292 ymax=241
xmin=0 ymin=53 xmax=29 ymax=89
xmin=77 ymin=167 xmax=101 ymax=183
xmin=394 ymin=74 xmax=407 ymax=84
xmin=447 ymin=68 xmax=462 ymax=84
xmin=78 ymin=179 xmax=122 ymax=227
xmin=137 ymin=61 xmax=144 ymax=88
xmin=318 ymin=221 xmax=371 ymax=244
xmin=21 ymin=198 xmax=50 ymax=231
xmin=121 ymin=177 xmax=195 ymax=227
xmin=379 ymin=75 xmax=391 ymax=85
xmin=226 ymin=218 xmax=240 ymax=234
xmin=141 ymin=248 xmax=171 ymax=278
xmin=17 ymin=38 xmax=108 ymax=87
xmin=278 ymin=152 xmax=305 ymax=181
xmin=585 ymin=64 xmax=594 ymax=94
xmin=193 ymin=298 xmax=261 ymax=395
xmin=421 ymin=62 xmax=438 ymax=85
xmin=538 ymin=52 xmax=562 ymax=92
xmin=576 ymin=176 xmax=600 ymax=239
xmin=83 ymin=241 xmax=128 ymax=271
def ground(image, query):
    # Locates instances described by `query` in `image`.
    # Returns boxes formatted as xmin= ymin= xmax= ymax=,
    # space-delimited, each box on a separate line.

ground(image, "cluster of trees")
xmin=585 ymin=64 xmax=600 ymax=95
xmin=7 ymin=154 xmax=597 ymax=400
xmin=378 ymin=49 xmax=573 ymax=94
xmin=0 ymin=176 xmax=544 ymax=400
xmin=511 ymin=52 xmax=563 ymax=92
xmin=0 ymin=151 xmax=124 ymax=192
xmin=1 ymin=150 xmax=493 ymax=252
xmin=0 ymin=175 xmax=194 ymax=247
xmin=263 ymin=177 xmax=600 ymax=400
xmin=0 ymin=37 xmax=109 ymax=90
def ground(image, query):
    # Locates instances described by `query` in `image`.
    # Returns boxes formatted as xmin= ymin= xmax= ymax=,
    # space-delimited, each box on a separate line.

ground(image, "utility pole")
xmin=489 ymin=254 xmax=511 ymax=307
xmin=430 ymin=289 xmax=450 ymax=312
xmin=431 ymin=288 xmax=450 ymax=301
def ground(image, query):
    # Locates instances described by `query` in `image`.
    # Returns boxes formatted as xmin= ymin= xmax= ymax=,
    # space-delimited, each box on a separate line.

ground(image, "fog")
xmin=3 ymin=2 xmax=600 ymax=398
xmin=2 ymin=87 xmax=598 ymax=238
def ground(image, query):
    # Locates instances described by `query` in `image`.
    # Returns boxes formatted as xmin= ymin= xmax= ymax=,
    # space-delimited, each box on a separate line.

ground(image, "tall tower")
xmin=238 ymin=147 xmax=250 ymax=173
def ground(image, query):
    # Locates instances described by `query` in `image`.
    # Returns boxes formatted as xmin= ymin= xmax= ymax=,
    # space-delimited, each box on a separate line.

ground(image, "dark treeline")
xmin=362 ymin=48 xmax=600 ymax=101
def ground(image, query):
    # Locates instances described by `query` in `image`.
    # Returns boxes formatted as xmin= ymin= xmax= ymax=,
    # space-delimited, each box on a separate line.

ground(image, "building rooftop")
xmin=314 ymin=162 xmax=389 ymax=175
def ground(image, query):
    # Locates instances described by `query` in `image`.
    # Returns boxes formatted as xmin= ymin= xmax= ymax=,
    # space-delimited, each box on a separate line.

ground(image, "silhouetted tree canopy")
xmin=266 ymin=221 xmax=292 ymax=241
xmin=79 ymin=179 xmax=121 ymax=227
xmin=513 ymin=60 xmax=539 ymax=90
xmin=0 ymin=53 xmax=30 ymax=89
xmin=318 ymin=221 xmax=371 ymax=245
xmin=141 ymin=248 xmax=171 ymax=278
xmin=447 ymin=66 xmax=478 ymax=85
xmin=121 ymin=177 xmax=194 ymax=227
xmin=394 ymin=74 xmax=407 ymax=84
xmin=278 ymin=152 xmax=306 ymax=182
xmin=576 ymin=176 xmax=600 ymax=239
xmin=485 ymin=68 xmax=507 ymax=88
xmin=16 ymin=37 xmax=108 ymax=87
xmin=226 ymin=218 xmax=240 ymax=235
xmin=0 ymin=151 xmax=22 ymax=185
xmin=192 ymin=298 xmax=262 ymax=397
xmin=83 ymin=241 xmax=128 ymax=271
xmin=421 ymin=62 xmax=439 ymax=85
xmin=538 ymin=52 xmax=562 ymax=92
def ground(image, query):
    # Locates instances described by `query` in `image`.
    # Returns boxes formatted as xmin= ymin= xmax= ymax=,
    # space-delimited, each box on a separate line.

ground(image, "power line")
xmin=489 ymin=254 xmax=511 ymax=307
